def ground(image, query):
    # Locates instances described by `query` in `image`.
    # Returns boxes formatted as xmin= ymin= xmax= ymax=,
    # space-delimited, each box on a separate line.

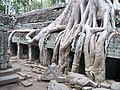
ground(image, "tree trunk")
xmin=24 ymin=0 xmax=120 ymax=82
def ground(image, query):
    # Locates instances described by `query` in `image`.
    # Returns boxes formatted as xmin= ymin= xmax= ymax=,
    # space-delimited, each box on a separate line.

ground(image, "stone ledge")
xmin=0 ymin=68 xmax=14 ymax=77
xmin=0 ymin=74 xmax=19 ymax=86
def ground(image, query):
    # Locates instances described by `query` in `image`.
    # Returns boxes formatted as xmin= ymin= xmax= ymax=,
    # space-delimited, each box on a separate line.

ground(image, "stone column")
xmin=0 ymin=30 xmax=9 ymax=69
xmin=17 ymin=43 xmax=20 ymax=59
xmin=17 ymin=43 xmax=23 ymax=59
xmin=28 ymin=44 xmax=32 ymax=61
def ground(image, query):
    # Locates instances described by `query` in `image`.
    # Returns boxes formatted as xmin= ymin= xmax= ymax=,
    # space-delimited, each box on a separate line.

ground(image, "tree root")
xmin=8 ymin=0 xmax=120 ymax=83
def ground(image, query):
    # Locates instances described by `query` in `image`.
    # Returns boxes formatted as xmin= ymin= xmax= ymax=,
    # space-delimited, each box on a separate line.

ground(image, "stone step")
xmin=0 ymin=74 xmax=19 ymax=86
xmin=0 ymin=68 xmax=14 ymax=77
xmin=0 ymin=67 xmax=21 ymax=77
xmin=13 ymin=67 xmax=21 ymax=73
xmin=15 ymin=74 xmax=25 ymax=81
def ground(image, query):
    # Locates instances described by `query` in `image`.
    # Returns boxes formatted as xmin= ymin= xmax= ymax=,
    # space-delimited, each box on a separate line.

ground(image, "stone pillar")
xmin=0 ymin=30 xmax=9 ymax=69
xmin=17 ymin=43 xmax=23 ymax=59
xmin=17 ymin=43 xmax=20 ymax=59
xmin=28 ymin=44 xmax=32 ymax=61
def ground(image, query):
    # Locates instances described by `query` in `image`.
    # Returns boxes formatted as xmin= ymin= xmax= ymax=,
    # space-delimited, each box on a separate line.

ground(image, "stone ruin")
xmin=0 ymin=14 xmax=12 ymax=69
xmin=1 ymin=4 xmax=120 ymax=90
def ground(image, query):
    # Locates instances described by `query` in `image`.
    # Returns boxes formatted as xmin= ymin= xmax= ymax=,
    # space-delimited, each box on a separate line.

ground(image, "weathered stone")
xmin=37 ymin=75 xmax=42 ymax=82
xmin=41 ymin=63 xmax=61 ymax=81
xmin=21 ymin=80 xmax=33 ymax=87
xmin=13 ymin=67 xmax=21 ymax=73
xmin=92 ymin=88 xmax=110 ymax=90
xmin=82 ymin=87 xmax=92 ymax=90
xmin=74 ymin=85 xmax=82 ymax=89
xmin=66 ymin=72 xmax=98 ymax=87
xmin=72 ymin=88 xmax=78 ymax=90
xmin=15 ymin=5 xmax=65 ymax=24
xmin=0 ymin=29 xmax=9 ymax=70
xmin=0 ymin=74 xmax=19 ymax=86
xmin=105 ymin=80 xmax=116 ymax=85
xmin=35 ymin=70 xmax=42 ymax=74
xmin=0 ymin=14 xmax=11 ymax=25
xmin=89 ymin=80 xmax=98 ymax=87
xmin=47 ymin=80 xmax=69 ymax=90
xmin=56 ymin=76 xmax=66 ymax=83
xmin=0 ymin=68 xmax=14 ymax=76
xmin=111 ymin=82 xmax=120 ymax=90
xmin=15 ymin=74 xmax=25 ymax=81
xmin=17 ymin=72 xmax=27 ymax=78
xmin=27 ymin=74 xmax=32 ymax=78
xmin=101 ymin=82 xmax=111 ymax=89
xmin=107 ymin=34 xmax=120 ymax=58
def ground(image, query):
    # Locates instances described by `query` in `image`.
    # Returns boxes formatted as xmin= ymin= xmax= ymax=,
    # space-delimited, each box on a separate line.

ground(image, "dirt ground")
xmin=0 ymin=56 xmax=48 ymax=90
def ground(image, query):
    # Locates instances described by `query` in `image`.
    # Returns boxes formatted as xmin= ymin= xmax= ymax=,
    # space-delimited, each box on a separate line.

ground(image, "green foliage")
xmin=0 ymin=0 xmax=5 ymax=13
xmin=44 ymin=0 xmax=66 ymax=8
xmin=30 ymin=1 xmax=42 ymax=10
xmin=0 ymin=5 xmax=5 ymax=12
xmin=60 ymin=0 xmax=66 ymax=3
xmin=116 ymin=18 xmax=120 ymax=27
xmin=12 ymin=0 xmax=21 ymax=13
xmin=12 ymin=0 xmax=66 ymax=14
xmin=44 ymin=0 xmax=54 ymax=7
xmin=12 ymin=0 xmax=42 ymax=13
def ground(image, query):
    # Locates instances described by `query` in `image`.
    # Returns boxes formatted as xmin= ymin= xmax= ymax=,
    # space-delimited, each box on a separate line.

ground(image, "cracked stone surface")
xmin=111 ymin=82 xmax=120 ymax=90
xmin=41 ymin=63 xmax=61 ymax=80
xmin=47 ymin=80 xmax=69 ymax=90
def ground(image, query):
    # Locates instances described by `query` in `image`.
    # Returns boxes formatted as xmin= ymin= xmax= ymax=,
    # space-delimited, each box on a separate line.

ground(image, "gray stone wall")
xmin=0 ymin=14 xmax=12 ymax=25
xmin=14 ymin=5 xmax=65 ymax=30
xmin=107 ymin=34 xmax=120 ymax=58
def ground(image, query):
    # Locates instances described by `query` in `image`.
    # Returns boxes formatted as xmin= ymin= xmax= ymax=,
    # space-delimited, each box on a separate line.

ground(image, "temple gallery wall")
xmin=1 ymin=5 xmax=120 ymax=84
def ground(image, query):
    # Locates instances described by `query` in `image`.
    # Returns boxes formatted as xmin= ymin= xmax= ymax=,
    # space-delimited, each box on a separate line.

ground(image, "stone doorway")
xmin=11 ymin=43 xmax=17 ymax=56
xmin=19 ymin=44 xmax=28 ymax=59
xmin=106 ymin=57 xmax=120 ymax=81
xmin=31 ymin=45 xmax=39 ymax=61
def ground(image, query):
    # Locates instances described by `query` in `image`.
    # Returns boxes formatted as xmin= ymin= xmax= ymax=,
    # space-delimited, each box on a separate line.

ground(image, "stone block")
xmin=0 ymin=63 xmax=7 ymax=70
xmin=41 ymin=63 xmax=61 ymax=81
xmin=17 ymin=72 xmax=27 ymax=78
xmin=26 ymin=74 xmax=32 ymax=78
xmin=111 ymin=82 xmax=120 ymax=90
xmin=101 ymin=82 xmax=111 ymax=89
xmin=0 ymin=74 xmax=19 ymax=86
xmin=92 ymin=88 xmax=110 ymax=90
xmin=48 ymin=80 xmax=69 ymax=90
xmin=0 ymin=68 xmax=14 ymax=77
xmin=15 ymin=74 xmax=25 ymax=81
xmin=82 ymin=87 xmax=92 ymax=90
xmin=56 ymin=77 xmax=66 ymax=83
xmin=21 ymin=80 xmax=33 ymax=87
xmin=13 ymin=67 xmax=21 ymax=73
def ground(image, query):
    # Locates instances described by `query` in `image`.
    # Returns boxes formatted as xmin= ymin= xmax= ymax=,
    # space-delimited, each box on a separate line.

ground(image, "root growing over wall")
xmin=9 ymin=0 xmax=120 ymax=82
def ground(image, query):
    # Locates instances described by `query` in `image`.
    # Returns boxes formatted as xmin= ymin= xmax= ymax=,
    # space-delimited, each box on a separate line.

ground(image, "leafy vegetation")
xmin=0 ymin=0 xmax=5 ymax=13
xmin=116 ymin=18 xmax=120 ymax=27
xmin=44 ymin=0 xmax=66 ymax=7
xmin=12 ymin=0 xmax=42 ymax=13
xmin=0 ymin=0 xmax=66 ymax=14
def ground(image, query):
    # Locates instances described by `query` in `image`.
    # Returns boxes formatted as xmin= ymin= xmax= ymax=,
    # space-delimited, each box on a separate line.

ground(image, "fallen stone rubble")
xmin=10 ymin=59 xmax=120 ymax=90
xmin=47 ymin=80 xmax=69 ymax=90
xmin=36 ymin=63 xmax=120 ymax=90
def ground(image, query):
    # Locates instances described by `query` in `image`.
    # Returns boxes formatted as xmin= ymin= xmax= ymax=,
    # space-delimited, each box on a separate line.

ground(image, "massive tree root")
xmin=25 ymin=0 xmax=120 ymax=82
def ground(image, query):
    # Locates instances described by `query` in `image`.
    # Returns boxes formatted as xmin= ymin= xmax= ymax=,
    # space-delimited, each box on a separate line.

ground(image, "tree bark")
xmin=21 ymin=0 xmax=120 ymax=82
